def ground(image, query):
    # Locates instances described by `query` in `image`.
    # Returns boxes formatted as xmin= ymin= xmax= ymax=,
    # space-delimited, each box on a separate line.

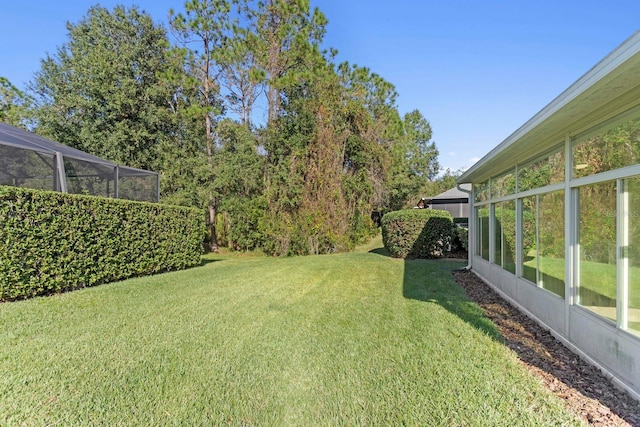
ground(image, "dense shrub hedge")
xmin=0 ymin=186 xmax=205 ymax=301
xmin=381 ymin=209 xmax=453 ymax=258
xmin=455 ymin=226 xmax=469 ymax=251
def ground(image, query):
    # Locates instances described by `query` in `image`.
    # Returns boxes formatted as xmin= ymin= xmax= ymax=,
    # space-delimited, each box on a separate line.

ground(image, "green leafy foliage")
xmin=386 ymin=109 xmax=440 ymax=210
xmin=21 ymin=1 xmax=444 ymax=256
xmin=455 ymin=226 xmax=469 ymax=251
xmin=218 ymin=196 xmax=267 ymax=251
xmin=381 ymin=209 xmax=453 ymax=258
xmin=30 ymin=5 xmax=181 ymax=172
xmin=0 ymin=77 xmax=33 ymax=129
xmin=0 ymin=186 xmax=204 ymax=301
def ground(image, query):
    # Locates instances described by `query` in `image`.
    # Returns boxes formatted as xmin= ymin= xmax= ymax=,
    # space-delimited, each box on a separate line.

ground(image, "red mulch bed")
xmin=452 ymin=269 xmax=640 ymax=426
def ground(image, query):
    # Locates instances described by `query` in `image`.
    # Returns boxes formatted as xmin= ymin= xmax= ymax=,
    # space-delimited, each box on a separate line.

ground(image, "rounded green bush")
xmin=381 ymin=209 xmax=453 ymax=258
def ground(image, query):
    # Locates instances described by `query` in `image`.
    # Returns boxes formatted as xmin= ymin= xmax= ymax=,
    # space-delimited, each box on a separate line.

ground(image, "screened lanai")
xmin=423 ymin=183 xmax=470 ymax=222
xmin=457 ymin=30 xmax=640 ymax=399
xmin=0 ymin=123 xmax=159 ymax=202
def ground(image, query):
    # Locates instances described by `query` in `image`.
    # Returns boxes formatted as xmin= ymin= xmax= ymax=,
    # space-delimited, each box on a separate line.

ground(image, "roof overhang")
xmin=429 ymin=198 xmax=468 ymax=204
xmin=0 ymin=123 xmax=117 ymax=167
xmin=458 ymin=30 xmax=640 ymax=184
xmin=426 ymin=183 xmax=471 ymax=202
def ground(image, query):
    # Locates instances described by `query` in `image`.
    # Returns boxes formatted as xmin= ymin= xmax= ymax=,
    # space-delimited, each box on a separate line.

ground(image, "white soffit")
xmin=459 ymin=30 xmax=640 ymax=184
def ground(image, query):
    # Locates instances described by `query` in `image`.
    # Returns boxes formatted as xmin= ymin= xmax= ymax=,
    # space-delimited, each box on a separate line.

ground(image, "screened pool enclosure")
xmin=0 ymin=123 xmax=159 ymax=202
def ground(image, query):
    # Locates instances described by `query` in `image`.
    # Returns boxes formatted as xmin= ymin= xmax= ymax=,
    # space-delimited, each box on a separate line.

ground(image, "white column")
xmin=618 ymin=178 xmax=629 ymax=330
xmin=515 ymin=198 xmax=523 ymax=278
xmin=564 ymin=134 xmax=574 ymax=335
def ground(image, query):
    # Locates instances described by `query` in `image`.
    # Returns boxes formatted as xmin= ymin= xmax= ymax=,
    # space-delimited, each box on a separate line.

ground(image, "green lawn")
xmin=0 ymin=237 xmax=580 ymax=426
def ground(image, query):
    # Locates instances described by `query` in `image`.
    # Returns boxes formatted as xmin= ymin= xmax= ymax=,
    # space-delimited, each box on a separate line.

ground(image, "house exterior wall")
xmin=429 ymin=200 xmax=469 ymax=219
xmin=460 ymin=32 xmax=640 ymax=399
xmin=466 ymin=117 xmax=640 ymax=399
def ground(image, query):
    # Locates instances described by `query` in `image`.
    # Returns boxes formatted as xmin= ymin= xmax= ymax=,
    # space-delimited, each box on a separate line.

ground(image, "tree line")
xmin=1 ymin=0 xmax=460 ymax=255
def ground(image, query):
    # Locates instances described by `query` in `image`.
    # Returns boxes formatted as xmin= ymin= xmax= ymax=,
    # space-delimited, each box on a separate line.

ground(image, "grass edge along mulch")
xmin=453 ymin=269 xmax=640 ymax=427
xmin=1 ymin=245 xmax=583 ymax=426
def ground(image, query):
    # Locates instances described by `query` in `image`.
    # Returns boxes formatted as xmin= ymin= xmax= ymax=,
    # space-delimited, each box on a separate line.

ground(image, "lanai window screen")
xmin=0 ymin=123 xmax=159 ymax=202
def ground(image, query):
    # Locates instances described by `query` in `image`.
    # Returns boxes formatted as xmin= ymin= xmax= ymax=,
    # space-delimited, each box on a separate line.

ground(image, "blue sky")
xmin=2 ymin=1 xmax=640 ymax=173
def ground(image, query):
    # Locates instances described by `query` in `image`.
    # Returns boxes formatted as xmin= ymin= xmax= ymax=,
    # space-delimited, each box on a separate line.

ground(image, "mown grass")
xmin=0 ymin=237 xmax=581 ymax=426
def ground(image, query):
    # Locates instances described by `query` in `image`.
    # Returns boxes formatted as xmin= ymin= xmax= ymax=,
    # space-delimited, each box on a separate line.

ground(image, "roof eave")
xmin=458 ymin=30 xmax=640 ymax=185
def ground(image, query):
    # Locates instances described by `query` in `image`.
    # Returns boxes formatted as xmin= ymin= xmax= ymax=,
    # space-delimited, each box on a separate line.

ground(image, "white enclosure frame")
xmin=459 ymin=30 xmax=640 ymax=399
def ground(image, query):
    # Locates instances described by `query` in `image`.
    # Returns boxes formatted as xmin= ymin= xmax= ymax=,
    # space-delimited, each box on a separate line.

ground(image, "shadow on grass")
xmin=199 ymin=258 xmax=221 ymax=266
xmin=368 ymin=239 xmax=499 ymax=339
xmin=402 ymin=258 xmax=502 ymax=341
xmin=369 ymin=246 xmax=391 ymax=257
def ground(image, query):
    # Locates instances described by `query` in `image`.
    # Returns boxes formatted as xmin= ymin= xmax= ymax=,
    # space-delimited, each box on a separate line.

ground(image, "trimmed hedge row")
xmin=381 ymin=209 xmax=453 ymax=258
xmin=0 ymin=186 xmax=205 ymax=301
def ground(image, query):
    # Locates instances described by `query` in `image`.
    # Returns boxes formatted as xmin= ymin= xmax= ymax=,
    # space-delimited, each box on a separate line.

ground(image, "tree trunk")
xmin=267 ymin=82 xmax=279 ymax=124
xmin=208 ymin=204 xmax=218 ymax=252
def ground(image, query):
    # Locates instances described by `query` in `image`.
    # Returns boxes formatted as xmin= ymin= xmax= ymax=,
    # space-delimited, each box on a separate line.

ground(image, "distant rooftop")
xmin=426 ymin=183 xmax=471 ymax=201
